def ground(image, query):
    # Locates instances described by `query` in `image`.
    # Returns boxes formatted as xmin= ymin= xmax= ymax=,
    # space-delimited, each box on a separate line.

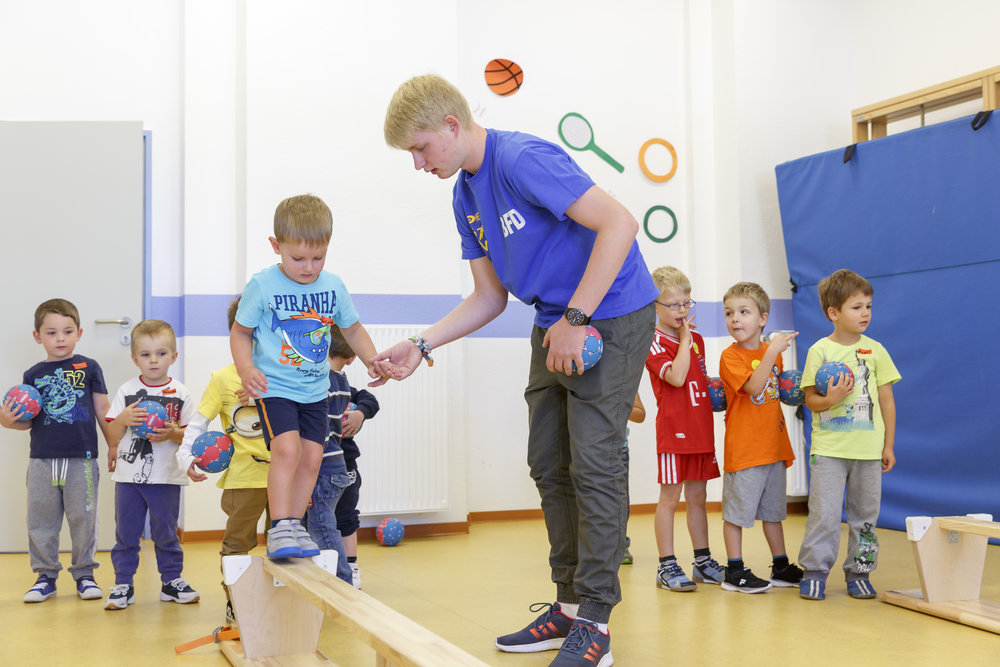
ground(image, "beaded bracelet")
xmin=408 ymin=335 xmax=435 ymax=367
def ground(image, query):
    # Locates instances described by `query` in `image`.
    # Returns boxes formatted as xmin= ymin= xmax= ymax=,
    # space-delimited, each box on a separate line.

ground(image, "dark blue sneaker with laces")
xmin=495 ymin=602 xmax=574 ymax=653
xmin=23 ymin=574 xmax=56 ymax=603
xmin=549 ymin=618 xmax=613 ymax=667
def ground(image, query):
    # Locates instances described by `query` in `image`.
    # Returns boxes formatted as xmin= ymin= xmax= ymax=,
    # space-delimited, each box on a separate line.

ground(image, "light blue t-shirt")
xmin=235 ymin=265 xmax=359 ymax=403
xmin=453 ymin=129 xmax=658 ymax=327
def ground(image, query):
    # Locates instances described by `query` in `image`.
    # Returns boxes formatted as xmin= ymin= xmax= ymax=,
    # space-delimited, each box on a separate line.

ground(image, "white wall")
xmin=3 ymin=0 xmax=999 ymax=532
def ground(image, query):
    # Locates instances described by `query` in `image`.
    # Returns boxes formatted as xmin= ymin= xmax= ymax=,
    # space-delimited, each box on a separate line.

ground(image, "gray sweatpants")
xmin=27 ymin=457 xmax=100 ymax=580
xmin=524 ymin=303 xmax=655 ymax=624
xmin=797 ymin=455 xmax=881 ymax=582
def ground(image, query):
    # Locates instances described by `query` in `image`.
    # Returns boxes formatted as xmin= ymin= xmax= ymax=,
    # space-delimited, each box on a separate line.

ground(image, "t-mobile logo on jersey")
xmin=500 ymin=209 xmax=526 ymax=237
xmin=689 ymin=381 xmax=707 ymax=406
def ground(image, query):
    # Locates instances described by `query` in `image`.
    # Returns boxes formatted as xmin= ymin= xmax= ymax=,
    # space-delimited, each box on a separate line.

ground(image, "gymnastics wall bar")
xmin=881 ymin=514 xmax=1000 ymax=634
xmin=852 ymin=65 xmax=1000 ymax=142
xmin=221 ymin=552 xmax=489 ymax=666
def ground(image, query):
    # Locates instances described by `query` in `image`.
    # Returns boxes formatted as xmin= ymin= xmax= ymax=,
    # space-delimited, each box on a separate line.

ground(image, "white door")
xmin=0 ymin=121 xmax=144 ymax=552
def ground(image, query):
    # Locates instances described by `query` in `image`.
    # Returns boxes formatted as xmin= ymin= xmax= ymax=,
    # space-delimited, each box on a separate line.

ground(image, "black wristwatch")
xmin=563 ymin=307 xmax=591 ymax=326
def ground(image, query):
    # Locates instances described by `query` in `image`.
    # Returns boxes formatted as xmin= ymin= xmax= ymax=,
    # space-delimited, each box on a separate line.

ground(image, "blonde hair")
xmin=723 ymin=282 xmax=771 ymax=316
xmin=34 ymin=298 xmax=80 ymax=330
xmin=130 ymin=319 xmax=177 ymax=354
xmin=274 ymin=194 xmax=332 ymax=246
xmin=818 ymin=269 xmax=873 ymax=320
xmin=651 ymin=266 xmax=691 ymax=293
xmin=384 ymin=74 xmax=473 ymax=149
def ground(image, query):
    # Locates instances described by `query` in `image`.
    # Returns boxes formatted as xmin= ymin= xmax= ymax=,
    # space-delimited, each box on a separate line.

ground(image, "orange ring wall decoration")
xmin=638 ymin=138 xmax=677 ymax=183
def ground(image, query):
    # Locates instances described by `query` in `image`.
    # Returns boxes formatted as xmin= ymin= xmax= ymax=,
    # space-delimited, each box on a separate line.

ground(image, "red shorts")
xmin=657 ymin=451 xmax=720 ymax=485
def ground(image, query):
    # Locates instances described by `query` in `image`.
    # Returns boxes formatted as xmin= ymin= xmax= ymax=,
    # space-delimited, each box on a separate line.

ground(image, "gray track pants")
xmin=798 ymin=455 xmax=881 ymax=582
xmin=27 ymin=456 xmax=100 ymax=580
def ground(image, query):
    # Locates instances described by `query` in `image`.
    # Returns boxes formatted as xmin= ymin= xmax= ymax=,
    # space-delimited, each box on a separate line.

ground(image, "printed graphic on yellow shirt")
xmin=817 ymin=350 xmax=875 ymax=432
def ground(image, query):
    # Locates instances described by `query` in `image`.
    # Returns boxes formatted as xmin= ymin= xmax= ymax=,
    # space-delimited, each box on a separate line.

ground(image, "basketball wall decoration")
xmin=484 ymin=58 xmax=524 ymax=96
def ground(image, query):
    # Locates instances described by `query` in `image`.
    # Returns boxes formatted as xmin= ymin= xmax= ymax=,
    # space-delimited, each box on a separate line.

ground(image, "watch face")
xmin=565 ymin=308 xmax=587 ymax=325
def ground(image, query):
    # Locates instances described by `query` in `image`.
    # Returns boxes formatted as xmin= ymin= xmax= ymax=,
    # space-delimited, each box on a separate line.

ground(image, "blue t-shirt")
xmin=235 ymin=265 xmax=360 ymax=403
xmin=23 ymin=354 xmax=107 ymax=459
xmin=453 ymin=129 xmax=658 ymax=327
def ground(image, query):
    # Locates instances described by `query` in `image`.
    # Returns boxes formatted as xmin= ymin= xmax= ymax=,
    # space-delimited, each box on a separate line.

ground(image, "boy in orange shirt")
xmin=718 ymin=282 xmax=803 ymax=593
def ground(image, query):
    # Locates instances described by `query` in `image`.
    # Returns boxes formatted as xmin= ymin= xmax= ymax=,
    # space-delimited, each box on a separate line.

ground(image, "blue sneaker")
xmin=549 ymin=619 xmax=613 ymax=667
xmin=657 ymin=560 xmax=696 ymax=591
xmin=799 ymin=578 xmax=826 ymax=601
xmin=691 ymin=556 xmax=725 ymax=584
xmin=24 ymin=574 xmax=56 ymax=603
xmin=76 ymin=576 xmax=103 ymax=600
xmin=267 ymin=522 xmax=302 ymax=559
xmin=495 ymin=602 xmax=573 ymax=653
xmin=847 ymin=578 xmax=877 ymax=599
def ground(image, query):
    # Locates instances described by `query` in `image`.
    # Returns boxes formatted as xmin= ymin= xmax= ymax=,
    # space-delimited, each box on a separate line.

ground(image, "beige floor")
xmin=2 ymin=513 xmax=998 ymax=666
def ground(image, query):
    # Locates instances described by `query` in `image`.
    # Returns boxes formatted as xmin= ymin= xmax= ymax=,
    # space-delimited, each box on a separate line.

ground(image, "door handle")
xmin=94 ymin=317 xmax=133 ymax=329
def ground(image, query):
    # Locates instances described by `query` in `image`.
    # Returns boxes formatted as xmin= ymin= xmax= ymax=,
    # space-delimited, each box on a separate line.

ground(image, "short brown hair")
xmin=130 ymin=319 xmax=177 ymax=354
xmin=818 ymin=269 xmax=873 ymax=320
xmin=384 ymin=74 xmax=473 ymax=149
xmin=651 ymin=266 xmax=691 ymax=293
xmin=327 ymin=325 xmax=356 ymax=361
xmin=274 ymin=194 xmax=333 ymax=246
xmin=723 ymin=282 xmax=771 ymax=316
xmin=227 ymin=298 xmax=240 ymax=331
xmin=34 ymin=298 xmax=80 ymax=331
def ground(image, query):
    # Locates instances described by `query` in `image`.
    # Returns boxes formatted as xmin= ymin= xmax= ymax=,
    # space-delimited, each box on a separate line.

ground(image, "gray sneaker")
xmin=692 ymin=556 xmax=726 ymax=584
xmin=293 ymin=521 xmax=321 ymax=557
xmin=267 ymin=522 xmax=302 ymax=559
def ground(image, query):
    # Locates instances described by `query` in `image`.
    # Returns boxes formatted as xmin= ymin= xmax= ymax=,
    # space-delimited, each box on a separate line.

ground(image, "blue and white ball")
xmin=133 ymin=400 xmax=168 ymax=438
xmin=376 ymin=517 xmax=405 ymax=546
xmin=572 ymin=325 xmax=604 ymax=372
xmin=814 ymin=362 xmax=854 ymax=396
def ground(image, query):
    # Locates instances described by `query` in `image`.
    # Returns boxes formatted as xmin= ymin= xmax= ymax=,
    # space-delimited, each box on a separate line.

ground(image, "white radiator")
xmin=766 ymin=331 xmax=809 ymax=496
xmin=342 ymin=325 xmax=450 ymax=515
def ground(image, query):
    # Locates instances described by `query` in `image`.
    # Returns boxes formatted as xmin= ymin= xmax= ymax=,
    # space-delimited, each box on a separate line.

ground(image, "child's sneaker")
xmin=770 ymin=561 xmax=804 ymax=587
xmin=104 ymin=584 xmax=135 ymax=610
xmin=799 ymin=578 xmax=826 ymax=601
xmin=350 ymin=562 xmax=362 ymax=590
xmin=847 ymin=578 xmax=877 ymax=599
xmin=657 ymin=560 xmax=696 ymax=591
xmin=23 ymin=574 xmax=56 ymax=603
xmin=76 ymin=576 xmax=102 ymax=600
xmin=620 ymin=548 xmax=633 ymax=565
xmin=225 ymin=600 xmax=237 ymax=625
xmin=267 ymin=522 xmax=302 ymax=559
xmin=161 ymin=577 xmax=200 ymax=604
xmin=691 ymin=556 xmax=725 ymax=584
xmin=495 ymin=601 xmax=574 ymax=653
xmin=549 ymin=619 xmax=613 ymax=667
xmin=721 ymin=566 xmax=772 ymax=594
xmin=292 ymin=521 xmax=321 ymax=557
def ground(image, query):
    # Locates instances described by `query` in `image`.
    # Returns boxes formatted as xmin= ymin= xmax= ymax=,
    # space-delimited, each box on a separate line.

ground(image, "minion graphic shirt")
xmin=235 ymin=265 xmax=359 ymax=403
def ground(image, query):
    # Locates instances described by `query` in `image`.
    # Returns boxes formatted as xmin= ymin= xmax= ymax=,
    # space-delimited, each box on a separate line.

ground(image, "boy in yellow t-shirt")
xmin=797 ymin=269 xmax=900 ymax=602
xmin=718 ymin=282 xmax=803 ymax=594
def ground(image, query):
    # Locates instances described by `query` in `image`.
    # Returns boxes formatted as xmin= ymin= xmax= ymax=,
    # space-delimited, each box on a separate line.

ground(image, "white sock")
xmin=577 ymin=616 xmax=609 ymax=634
xmin=559 ymin=602 xmax=579 ymax=618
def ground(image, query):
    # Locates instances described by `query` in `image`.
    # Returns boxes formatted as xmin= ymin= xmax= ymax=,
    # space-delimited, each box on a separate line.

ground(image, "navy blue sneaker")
xmin=549 ymin=619 xmax=613 ymax=667
xmin=495 ymin=602 xmax=573 ymax=653
xmin=847 ymin=578 xmax=877 ymax=599
xmin=800 ymin=578 xmax=826 ymax=601
xmin=24 ymin=574 xmax=56 ymax=603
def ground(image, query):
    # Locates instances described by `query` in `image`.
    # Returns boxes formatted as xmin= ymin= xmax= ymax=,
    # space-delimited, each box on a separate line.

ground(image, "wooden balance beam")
xmin=881 ymin=513 xmax=1000 ymax=634
xmin=221 ymin=552 xmax=489 ymax=666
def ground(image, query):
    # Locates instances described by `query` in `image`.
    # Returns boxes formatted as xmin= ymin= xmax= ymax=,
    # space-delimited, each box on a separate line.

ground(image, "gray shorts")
xmin=722 ymin=461 xmax=788 ymax=527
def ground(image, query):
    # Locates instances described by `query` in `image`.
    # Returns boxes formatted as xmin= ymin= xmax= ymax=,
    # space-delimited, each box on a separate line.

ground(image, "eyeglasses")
xmin=655 ymin=299 xmax=696 ymax=311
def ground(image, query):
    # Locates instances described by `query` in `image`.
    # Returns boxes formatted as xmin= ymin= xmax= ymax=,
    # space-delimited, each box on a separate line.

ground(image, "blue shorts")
xmin=256 ymin=397 xmax=329 ymax=449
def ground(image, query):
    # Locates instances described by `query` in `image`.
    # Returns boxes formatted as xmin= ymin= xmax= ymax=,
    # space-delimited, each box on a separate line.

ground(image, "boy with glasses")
xmin=646 ymin=267 xmax=724 ymax=592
